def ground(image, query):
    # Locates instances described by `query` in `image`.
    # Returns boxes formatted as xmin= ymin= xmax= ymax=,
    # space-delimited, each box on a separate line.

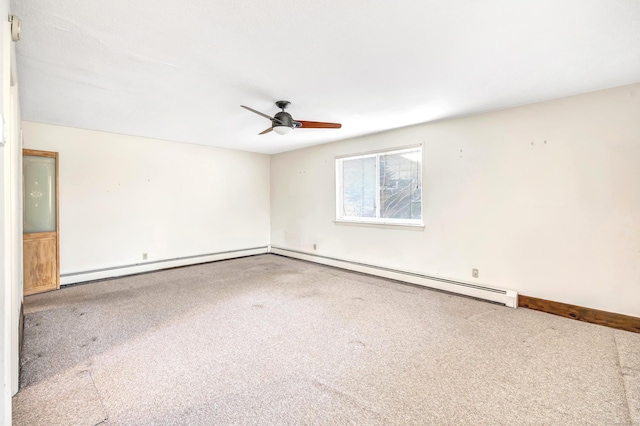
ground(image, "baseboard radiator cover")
xmin=60 ymin=246 xmax=270 ymax=285
xmin=270 ymin=246 xmax=518 ymax=308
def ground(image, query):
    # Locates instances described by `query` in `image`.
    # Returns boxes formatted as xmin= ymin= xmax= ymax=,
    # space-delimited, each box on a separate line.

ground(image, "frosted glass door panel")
xmin=24 ymin=155 xmax=56 ymax=233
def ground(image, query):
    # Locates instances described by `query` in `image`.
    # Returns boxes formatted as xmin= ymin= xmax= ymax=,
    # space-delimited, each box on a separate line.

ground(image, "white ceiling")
xmin=11 ymin=0 xmax=640 ymax=154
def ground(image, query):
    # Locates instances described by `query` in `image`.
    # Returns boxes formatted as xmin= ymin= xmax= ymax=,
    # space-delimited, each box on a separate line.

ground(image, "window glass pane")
xmin=342 ymin=156 xmax=376 ymax=218
xmin=23 ymin=155 xmax=57 ymax=233
xmin=379 ymin=149 xmax=421 ymax=220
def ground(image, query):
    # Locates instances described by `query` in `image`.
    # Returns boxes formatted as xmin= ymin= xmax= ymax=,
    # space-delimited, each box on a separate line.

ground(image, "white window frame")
xmin=335 ymin=144 xmax=423 ymax=227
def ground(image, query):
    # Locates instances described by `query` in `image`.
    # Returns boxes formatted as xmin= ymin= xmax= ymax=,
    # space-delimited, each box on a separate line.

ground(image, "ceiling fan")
xmin=241 ymin=100 xmax=342 ymax=135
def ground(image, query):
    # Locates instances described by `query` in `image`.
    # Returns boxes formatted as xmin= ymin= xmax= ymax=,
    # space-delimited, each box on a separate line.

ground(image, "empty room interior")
xmin=1 ymin=0 xmax=640 ymax=424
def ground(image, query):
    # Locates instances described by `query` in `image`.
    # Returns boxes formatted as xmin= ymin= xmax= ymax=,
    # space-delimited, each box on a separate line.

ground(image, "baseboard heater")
xmin=60 ymin=246 xmax=270 ymax=285
xmin=270 ymin=246 xmax=518 ymax=308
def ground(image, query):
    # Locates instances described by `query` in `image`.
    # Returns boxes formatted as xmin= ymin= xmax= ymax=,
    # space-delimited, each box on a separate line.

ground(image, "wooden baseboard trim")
xmin=518 ymin=295 xmax=640 ymax=333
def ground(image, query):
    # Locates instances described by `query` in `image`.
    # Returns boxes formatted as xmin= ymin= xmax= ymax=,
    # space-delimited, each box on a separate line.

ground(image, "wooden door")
xmin=23 ymin=149 xmax=59 ymax=296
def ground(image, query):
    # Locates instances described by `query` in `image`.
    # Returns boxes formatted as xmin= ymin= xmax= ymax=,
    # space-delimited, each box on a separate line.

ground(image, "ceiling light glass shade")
xmin=273 ymin=125 xmax=293 ymax=135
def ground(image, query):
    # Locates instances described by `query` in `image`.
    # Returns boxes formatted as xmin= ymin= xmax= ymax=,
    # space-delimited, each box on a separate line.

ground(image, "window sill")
xmin=334 ymin=219 xmax=425 ymax=231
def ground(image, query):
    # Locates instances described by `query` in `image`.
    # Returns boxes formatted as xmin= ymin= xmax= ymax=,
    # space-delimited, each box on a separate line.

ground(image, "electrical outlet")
xmin=143 ymin=253 xmax=148 ymax=260
xmin=472 ymin=269 xmax=479 ymax=278
xmin=313 ymin=244 xmax=317 ymax=250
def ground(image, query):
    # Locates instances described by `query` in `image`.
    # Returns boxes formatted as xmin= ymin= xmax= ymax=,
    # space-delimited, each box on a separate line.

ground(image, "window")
xmin=336 ymin=145 xmax=423 ymax=226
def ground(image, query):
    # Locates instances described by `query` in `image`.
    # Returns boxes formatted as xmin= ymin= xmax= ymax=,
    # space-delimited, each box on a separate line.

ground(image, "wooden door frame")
xmin=23 ymin=149 xmax=60 ymax=294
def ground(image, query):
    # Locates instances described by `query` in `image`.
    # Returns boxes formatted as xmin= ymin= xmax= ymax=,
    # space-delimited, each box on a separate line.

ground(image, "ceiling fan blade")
xmin=241 ymin=105 xmax=284 ymax=125
xmin=296 ymin=120 xmax=342 ymax=129
xmin=259 ymin=127 xmax=273 ymax=135
xmin=241 ymin=105 xmax=275 ymax=121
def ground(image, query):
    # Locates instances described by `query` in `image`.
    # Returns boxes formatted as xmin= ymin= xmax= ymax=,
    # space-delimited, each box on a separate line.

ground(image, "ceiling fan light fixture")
xmin=273 ymin=125 xmax=293 ymax=135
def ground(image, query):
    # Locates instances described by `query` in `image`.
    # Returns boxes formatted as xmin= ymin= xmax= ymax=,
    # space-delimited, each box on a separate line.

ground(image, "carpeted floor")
xmin=13 ymin=254 xmax=640 ymax=425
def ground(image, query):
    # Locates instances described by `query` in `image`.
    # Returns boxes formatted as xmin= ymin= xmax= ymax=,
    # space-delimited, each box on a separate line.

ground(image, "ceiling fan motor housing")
xmin=274 ymin=111 xmax=297 ymax=129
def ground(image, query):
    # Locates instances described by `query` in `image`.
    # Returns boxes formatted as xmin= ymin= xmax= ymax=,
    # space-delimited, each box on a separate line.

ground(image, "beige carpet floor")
xmin=13 ymin=254 xmax=640 ymax=425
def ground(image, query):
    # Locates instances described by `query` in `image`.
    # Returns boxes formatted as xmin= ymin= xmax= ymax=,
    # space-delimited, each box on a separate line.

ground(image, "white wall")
xmin=22 ymin=122 xmax=270 ymax=283
xmin=271 ymin=83 xmax=640 ymax=317
xmin=1 ymin=4 xmax=21 ymax=424
xmin=0 ymin=18 xmax=8 ymax=424
xmin=7 ymin=35 xmax=21 ymax=402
